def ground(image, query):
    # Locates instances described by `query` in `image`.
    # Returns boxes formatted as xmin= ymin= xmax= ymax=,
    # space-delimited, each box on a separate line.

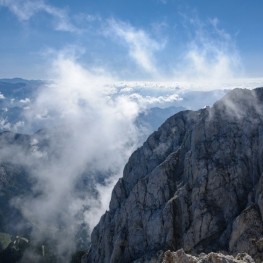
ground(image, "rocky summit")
xmin=84 ymin=88 xmax=263 ymax=263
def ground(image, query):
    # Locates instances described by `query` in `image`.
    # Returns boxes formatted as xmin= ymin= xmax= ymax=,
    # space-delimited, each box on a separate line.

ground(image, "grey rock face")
xmin=86 ymin=88 xmax=263 ymax=262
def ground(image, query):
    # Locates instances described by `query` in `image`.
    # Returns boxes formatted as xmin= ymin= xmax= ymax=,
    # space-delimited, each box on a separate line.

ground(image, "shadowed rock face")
xmin=86 ymin=88 xmax=263 ymax=263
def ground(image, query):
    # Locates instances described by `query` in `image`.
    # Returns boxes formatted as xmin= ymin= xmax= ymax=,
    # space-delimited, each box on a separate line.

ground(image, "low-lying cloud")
xmin=1 ymin=52 xmax=143 ymax=260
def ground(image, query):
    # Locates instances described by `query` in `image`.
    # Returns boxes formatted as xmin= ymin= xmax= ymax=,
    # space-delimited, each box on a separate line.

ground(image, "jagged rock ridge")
xmin=162 ymin=249 xmax=255 ymax=263
xmin=85 ymin=88 xmax=263 ymax=263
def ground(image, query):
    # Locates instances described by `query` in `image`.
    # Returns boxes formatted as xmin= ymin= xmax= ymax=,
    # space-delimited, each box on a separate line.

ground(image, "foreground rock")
xmin=162 ymin=249 xmax=254 ymax=263
xmin=85 ymin=88 xmax=263 ymax=262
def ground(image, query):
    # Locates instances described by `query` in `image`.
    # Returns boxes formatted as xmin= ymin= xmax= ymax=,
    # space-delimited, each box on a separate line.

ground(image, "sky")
xmin=0 ymin=0 xmax=263 ymax=82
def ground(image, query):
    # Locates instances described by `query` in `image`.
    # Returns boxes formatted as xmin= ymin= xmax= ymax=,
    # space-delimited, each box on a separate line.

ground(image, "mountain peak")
xmin=85 ymin=87 xmax=263 ymax=262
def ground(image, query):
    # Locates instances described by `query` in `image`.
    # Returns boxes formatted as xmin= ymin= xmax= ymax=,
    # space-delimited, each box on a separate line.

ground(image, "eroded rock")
xmin=162 ymin=249 xmax=254 ymax=263
xmin=86 ymin=88 xmax=263 ymax=262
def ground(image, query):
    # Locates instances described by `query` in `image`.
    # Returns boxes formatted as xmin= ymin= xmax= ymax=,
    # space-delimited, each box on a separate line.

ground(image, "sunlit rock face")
xmin=86 ymin=88 xmax=263 ymax=263
xmin=160 ymin=249 xmax=255 ymax=263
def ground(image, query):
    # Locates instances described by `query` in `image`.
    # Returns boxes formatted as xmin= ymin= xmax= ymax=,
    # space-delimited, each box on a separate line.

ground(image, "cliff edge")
xmin=86 ymin=88 xmax=263 ymax=263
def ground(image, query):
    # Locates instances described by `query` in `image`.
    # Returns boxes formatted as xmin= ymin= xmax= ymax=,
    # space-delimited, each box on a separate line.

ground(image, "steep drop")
xmin=86 ymin=88 xmax=263 ymax=262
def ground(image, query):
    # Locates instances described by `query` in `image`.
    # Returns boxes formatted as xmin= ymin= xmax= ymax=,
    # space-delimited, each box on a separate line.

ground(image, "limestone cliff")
xmin=85 ymin=88 xmax=263 ymax=263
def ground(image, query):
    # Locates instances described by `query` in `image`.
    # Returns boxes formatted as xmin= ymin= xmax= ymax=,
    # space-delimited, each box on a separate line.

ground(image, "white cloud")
xmin=108 ymin=19 xmax=165 ymax=75
xmin=5 ymin=51 xmax=142 ymax=258
xmin=126 ymin=93 xmax=181 ymax=109
xmin=19 ymin=98 xmax=30 ymax=104
xmin=173 ymin=16 xmax=242 ymax=86
xmin=0 ymin=0 xmax=79 ymax=32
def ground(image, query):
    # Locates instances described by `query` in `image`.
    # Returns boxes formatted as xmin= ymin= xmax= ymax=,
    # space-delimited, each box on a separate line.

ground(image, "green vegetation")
xmin=0 ymin=232 xmax=12 ymax=250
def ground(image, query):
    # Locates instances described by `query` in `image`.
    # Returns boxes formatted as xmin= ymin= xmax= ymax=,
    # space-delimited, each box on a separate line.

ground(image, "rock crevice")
xmin=86 ymin=88 xmax=263 ymax=263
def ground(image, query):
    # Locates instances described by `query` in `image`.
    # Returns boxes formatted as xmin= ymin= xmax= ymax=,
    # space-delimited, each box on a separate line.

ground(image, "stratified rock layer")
xmin=86 ymin=88 xmax=263 ymax=263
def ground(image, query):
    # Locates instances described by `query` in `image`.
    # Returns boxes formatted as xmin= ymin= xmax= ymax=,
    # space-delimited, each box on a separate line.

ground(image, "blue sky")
xmin=0 ymin=0 xmax=263 ymax=80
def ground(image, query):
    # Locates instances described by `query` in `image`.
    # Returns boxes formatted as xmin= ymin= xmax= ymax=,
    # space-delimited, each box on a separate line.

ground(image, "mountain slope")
xmin=85 ymin=88 xmax=263 ymax=262
xmin=0 ymin=130 xmax=97 ymax=260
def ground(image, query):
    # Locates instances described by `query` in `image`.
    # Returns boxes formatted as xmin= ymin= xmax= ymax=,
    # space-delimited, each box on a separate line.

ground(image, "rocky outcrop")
xmin=86 ymin=88 xmax=263 ymax=262
xmin=162 ymin=249 xmax=254 ymax=263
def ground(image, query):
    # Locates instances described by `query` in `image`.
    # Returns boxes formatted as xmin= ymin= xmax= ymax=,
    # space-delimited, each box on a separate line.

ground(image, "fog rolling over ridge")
xmin=1 ymin=57 xmax=263 ymax=260
xmin=0 ymin=57 xmax=234 ymax=261
xmin=1 ymin=56 xmax=263 ymax=261
xmin=0 ymin=58 xmax=188 ymax=259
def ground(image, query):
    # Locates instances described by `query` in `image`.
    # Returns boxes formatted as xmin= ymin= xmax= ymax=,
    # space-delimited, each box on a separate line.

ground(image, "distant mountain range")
xmin=0 ymin=78 xmax=228 ymax=136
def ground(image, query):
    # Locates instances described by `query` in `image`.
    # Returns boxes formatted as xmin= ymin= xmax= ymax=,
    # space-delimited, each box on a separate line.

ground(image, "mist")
xmin=1 ymin=53 xmax=143 ymax=260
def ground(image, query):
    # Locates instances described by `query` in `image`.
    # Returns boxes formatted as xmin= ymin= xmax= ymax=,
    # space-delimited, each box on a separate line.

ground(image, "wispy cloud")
xmin=107 ymin=19 xmax=165 ymax=75
xmin=173 ymin=15 xmax=242 ymax=86
xmin=0 ymin=0 xmax=79 ymax=32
